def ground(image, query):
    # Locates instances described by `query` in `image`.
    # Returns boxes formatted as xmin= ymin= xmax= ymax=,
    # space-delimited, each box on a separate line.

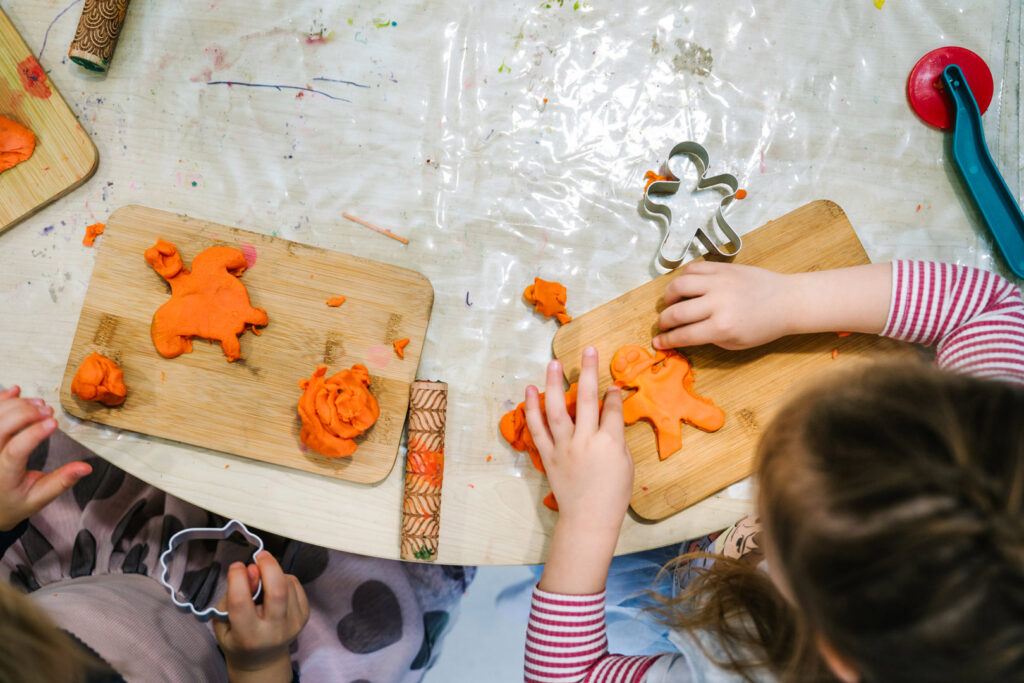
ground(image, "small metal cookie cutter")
xmin=642 ymin=141 xmax=744 ymax=268
xmin=158 ymin=519 xmax=264 ymax=620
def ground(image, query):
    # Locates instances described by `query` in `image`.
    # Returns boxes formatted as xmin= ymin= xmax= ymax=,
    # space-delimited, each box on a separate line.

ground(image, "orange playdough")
xmin=70 ymin=352 xmax=127 ymax=406
xmin=524 ymin=277 xmax=571 ymax=324
xmin=394 ymin=338 xmax=410 ymax=358
xmin=297 ymin=364 xmax=380 ymax=458
xmin=499 ymin=383 xmax=580 ymax=474
xmin=145 ymin=239 xmax=268 ymax=361
xmin=82 ymin=222 xmax=105 ymax=247
xmin=643 ymin=170 xmax=674 ymax=191
xmin=0 ymin=115 xmax=35 ymax=173
xmin=327 ymin=296 xmax=346 ymax=307
xmin=611 ymin=345 xmax=724 ymax=460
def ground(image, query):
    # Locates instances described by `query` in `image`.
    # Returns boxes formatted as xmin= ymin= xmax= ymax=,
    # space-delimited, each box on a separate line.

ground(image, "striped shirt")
xmin=525 ymin=262 xmax=1024 ymax=682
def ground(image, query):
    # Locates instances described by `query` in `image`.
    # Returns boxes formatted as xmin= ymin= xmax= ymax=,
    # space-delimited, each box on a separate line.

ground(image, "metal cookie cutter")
xmin=642 ymin=141 xmax=744 ymax=268
xmin=158 ymin=519 xmax=264 ymax=620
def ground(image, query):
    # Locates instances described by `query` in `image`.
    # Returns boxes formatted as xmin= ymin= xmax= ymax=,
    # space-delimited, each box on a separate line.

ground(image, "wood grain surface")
xmin=60 ymin=205 xmax=434 ymax=484
xmin=0 ymin=9 xmax=97 ymax=235
xmin=553 ymin=200 xmax=918 ymax=520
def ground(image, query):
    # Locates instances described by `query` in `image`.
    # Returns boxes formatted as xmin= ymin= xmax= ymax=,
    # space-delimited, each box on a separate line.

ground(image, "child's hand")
xmin=214 ymin=551 xmax=310 ymax=683
xmin=0 ymin=386 xmax=91 ymax=531
xmin=654 ymin=261 xmax=795 ymax=350
xmin=525 ymin=348 xmax=633 ymax=535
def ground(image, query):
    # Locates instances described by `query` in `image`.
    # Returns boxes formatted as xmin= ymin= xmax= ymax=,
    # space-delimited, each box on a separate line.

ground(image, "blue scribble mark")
xmin=39 ymin=0 xmax=84 ymax=60
xmin=312 ymin=77 xmax=370 ymax=88
xmin=206 ymin=81 xmax=351 ymax=102
xmin=466 ymin=292 xmax=473 ymax=307
xmin=42 ymin=225 xmax=55 ymax=235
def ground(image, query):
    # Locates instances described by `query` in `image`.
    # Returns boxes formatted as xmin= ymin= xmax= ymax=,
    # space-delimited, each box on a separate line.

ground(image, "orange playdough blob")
xmin=71 ymin=352 xmax=127 ymax=406
xmin=327 ymin=296 xmax=346 ymax=307
xmin=611 ymin=345 xmax=724 ymax=460
xmin=145 ymin=239 xmax=268 ymax=361
xmin=297 ymin=364 xmax=380 ymax=458
xmin=499 ymin=383 xmax=580 ymax=474
xmin=82 ymin=222 xmax=105 ymax=247
xmin=524 ymin=277 xmax=571 ymax=324
xmin=0 ymin=115 xmax=35 ymax=173
xmin=643 ymin=170 xmax=674 ymax=191
xmin=394 ymin=338 xmax=410 ymax=358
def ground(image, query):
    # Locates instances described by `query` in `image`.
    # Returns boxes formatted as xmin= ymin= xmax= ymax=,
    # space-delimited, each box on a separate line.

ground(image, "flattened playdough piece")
xmin=145 ymin=239 xmax=268 ymax=361
xmin=0 ymin=116 xmax=35 ymax=173
xmin=327 ymin=296 xmax=346 ymax=307
xmin=524 ymin=277 xmax=572 ymax=324
xmin=297 ymin=364 xmax=380 ymax=458
xmin=71 ymin=352 xmax=127 ymax=406
xmin=82 ymin=223 xmax=105 ymax=247
xmin=394 ymin=338 xmax=410 ymax=358
xmin=611 ymin=345 xmax=724 ymax=460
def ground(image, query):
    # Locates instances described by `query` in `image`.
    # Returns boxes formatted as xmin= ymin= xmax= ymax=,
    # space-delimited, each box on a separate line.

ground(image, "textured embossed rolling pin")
xmin=69 ymin=0 xmax=130 ymax=72
xmin=401 ymin=381 xmax=447 ymax=562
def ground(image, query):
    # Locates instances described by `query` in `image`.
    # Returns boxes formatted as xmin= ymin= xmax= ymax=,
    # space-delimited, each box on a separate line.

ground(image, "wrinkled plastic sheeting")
xmin=0 ymin=0 xmax=1019 ymax=540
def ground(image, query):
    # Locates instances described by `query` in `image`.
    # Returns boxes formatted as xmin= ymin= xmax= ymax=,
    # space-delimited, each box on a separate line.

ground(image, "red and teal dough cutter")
xmin=908 ymin=46 xmax=1024 ymax=279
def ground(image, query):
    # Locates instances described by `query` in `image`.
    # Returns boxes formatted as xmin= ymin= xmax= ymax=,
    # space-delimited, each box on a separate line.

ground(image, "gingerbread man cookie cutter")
xmin=158 ymin=519 xmax=264 ymax=621
xmin=642 ymin=141 xmax=744 ymax=269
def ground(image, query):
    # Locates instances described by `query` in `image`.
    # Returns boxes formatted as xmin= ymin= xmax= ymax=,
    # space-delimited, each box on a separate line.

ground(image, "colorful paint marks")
xmin=16 ymin=57 xmax=52 ymax=99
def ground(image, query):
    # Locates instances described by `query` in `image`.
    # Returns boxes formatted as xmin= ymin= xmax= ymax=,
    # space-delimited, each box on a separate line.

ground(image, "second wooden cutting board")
xmin=553 ymin=200 xmax=918 ymax=520
xmin=60 ymin=205 xmax=433 ymax=484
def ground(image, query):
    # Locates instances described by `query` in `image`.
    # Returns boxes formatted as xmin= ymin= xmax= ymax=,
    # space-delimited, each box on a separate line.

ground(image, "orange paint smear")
xmin=327 ymin=296 xmax=346 ymax=307
xmin=71 ymin=352 xmax=127 ymax=406
xmin=644 ymin=170 xmax=674 ymax=192
xmin=297 ymin=364 xmax=380 ymax=458
xmin=524 ymin=277 xmax=571 ymax=324
xmin=145 ymin=239 xmax=268 ymax=361
xmin=611 ymin=345 xmax=724 ymax=460
xmin=82 ymin=222 xmax=105 ymax=247
xmin=16 ymin=57 xmax=51 ymax=99
xmin=407 ymin=438 xmax=444 ymax=487
xmin=394 ymin=338 xmax=410 ymax=358
xmin=0 ymin=116 xmax=35 ymax=172
xmin=735 ymin=189 xmax=748 ymax=200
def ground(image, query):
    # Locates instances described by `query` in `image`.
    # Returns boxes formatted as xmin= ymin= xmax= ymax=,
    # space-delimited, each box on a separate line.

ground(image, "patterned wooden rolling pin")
xmin=69 ymin=0 xmax=131 ymax=73
xmin=401 ymin=380 xmax=447 ymax=561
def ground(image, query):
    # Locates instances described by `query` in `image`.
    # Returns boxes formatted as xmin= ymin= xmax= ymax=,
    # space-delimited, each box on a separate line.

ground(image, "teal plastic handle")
xmin=942 ymin=64 xmax=1024 ymax=279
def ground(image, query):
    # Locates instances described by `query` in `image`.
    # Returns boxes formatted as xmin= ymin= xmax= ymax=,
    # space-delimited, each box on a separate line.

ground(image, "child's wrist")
xmin=225 ymin=649 xmax=292 ymax=683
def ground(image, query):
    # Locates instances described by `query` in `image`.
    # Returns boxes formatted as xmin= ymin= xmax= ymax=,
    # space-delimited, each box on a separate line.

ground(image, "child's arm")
xmin=523 ymin=350 xmax=675 ymax=682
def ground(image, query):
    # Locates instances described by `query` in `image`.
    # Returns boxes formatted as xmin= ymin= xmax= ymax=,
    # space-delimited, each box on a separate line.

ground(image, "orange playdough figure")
xmin=326 ymin=296 xmax=346 ymax=307
xmin=71 ymin=352 xmax=127 ymax=406
xmin=394 ymin=338 xmax=410 ymax=358
xmin=145 ymin=239 xmax=268 ymax=361
xmin=611 ymin=345 xmax=724 ymax=460
xmin=297 ymin=364 xmax=380 ymax=458
xmin=82 ymin=223 xmax=105 ymax=247
xmin=524 ymin=277 xmax=572 ymax=324
xmin=0 ymin=115 xmax=35 ymax=173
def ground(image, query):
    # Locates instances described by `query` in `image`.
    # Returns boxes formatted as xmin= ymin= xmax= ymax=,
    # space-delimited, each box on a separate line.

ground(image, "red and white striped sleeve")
xmin=883 ymin=261 xmax=1024 ymax=384
xmin=524 ymin=587 xmax=670 ymax=682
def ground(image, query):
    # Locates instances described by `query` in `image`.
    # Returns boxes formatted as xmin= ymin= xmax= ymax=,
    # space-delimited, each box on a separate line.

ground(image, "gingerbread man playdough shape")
xmin=145 ymin=239 xmax=268 ymax=361
xmin=611 ymin=345 xmax=724 ymax=460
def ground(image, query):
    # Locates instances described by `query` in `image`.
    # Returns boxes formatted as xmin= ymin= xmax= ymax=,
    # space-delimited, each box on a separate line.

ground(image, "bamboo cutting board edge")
xmin=0 ymin=9 xmax=98 ymax=234
xmin=552 ymin=199 xmax=919 ymax=520
xmin=59 ymin=205 xmax=433 ymax=484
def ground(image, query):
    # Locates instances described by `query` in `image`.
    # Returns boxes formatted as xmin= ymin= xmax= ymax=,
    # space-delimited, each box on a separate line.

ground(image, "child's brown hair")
xmin=652 ymin=363 xmax=1024 ymax=682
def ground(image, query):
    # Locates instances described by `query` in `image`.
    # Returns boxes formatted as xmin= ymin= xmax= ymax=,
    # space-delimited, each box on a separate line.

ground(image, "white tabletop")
xmin=1 ymin=0 xmax=1020 ymax=564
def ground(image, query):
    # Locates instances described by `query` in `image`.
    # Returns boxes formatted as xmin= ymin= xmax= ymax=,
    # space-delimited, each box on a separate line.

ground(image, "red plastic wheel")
xmin=908 ymin=46 xmax=993 ymax=130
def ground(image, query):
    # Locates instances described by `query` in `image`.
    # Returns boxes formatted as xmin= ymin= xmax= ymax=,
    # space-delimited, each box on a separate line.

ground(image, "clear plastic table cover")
xmin=0 ymin=0 xmax=1021 ymax=564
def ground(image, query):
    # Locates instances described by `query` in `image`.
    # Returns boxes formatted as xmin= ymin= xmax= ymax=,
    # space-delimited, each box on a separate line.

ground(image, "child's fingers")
xmin=544 ymin=361 xmax=572 ymax=442
xmin=0 ymin=386 xmax=20 ymax=401
xmin=0 ymin=401 xmax=50 ymax=449
xmin=288 ymin=575 xmax=311 ymax=625
xmin=0 ymin=418 xmax=57 ymax=480
xmin=658 ymin=297 xmax=713 ymax=333
xmin=224 ymin=560 xmax=257 ymax=622
xmin=599 ymin=386 xmax=625 ymax=439
xmin=255 ymin=551 xmax=289 ymax=621
xmin=22 ymin=461 xmax=91 ymax=515
xmin=653 ymin=319 xmax=716 ymax=350
xmin=664 ymin=273 xmax=710 ymax=306
xmin=246 ymin=563 xmax=261 ymax=595
xmin=523 ymin=386 xmax=554 ymax=455
xmin=574 ymin=347 xmax=600 ymax=435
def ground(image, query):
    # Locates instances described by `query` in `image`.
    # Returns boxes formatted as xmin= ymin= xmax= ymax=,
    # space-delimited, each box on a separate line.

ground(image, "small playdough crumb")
xmin=145 ymin=239 xmax=268 ymax=361
xmin=611 ymin=345 xmax=724 ymax=460
xmin=297 ymin=364 xmax=380 ymax=458
xmin=82 ymin=223 xmax=105 ymax=247
xmin=643 ymin=170 xmax=674 ymax=191
xmin=735 ymin=189 xmax=748 ymax=200
xmin=71 ymin=352 xmax=127 ymax=406
xmin=542 ymin=492 xmax=559 ymax=511
xmin=836 ymin=331 xmax=851 ymax=337
xmin=327 ymin=296 xmax=346 ymax=307
xmin=832 ymin=348 xmax=839 ymax=360
xmin=394 ymin=338 xmax=410 ymax=358
xmin=0 ymin=116 xmax=35 ymax=173
xmin=524 ymin=277 xmax=571 ymax=324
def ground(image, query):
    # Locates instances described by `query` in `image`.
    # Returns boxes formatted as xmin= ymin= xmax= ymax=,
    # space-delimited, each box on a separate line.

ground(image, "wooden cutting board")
xmin=553 ymin=200 xmax=917 ymax=520
xmin=60 ymin=205 xmax=433 ymax=484
xmin=0 ymin=9 xmax=97 ymax=234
